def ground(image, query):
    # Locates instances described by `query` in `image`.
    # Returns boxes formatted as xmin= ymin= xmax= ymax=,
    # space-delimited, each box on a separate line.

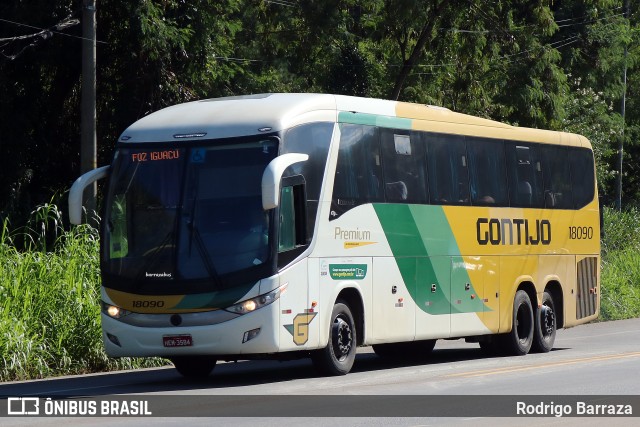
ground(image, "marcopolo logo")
xmin=329 ymin=264 xmax=368 ymax=280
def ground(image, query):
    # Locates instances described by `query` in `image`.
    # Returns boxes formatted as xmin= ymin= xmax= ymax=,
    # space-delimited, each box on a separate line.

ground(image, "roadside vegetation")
xmin=600 ymin=206 xmax=640 ymax=321
xmin=0 ymin=205 xmax=165 ymax=382
xmin=0 ymin=203 xmax=638 ymax=381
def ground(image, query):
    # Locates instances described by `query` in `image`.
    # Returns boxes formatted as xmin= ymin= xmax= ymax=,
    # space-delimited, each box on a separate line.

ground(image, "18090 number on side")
xmin=568 ymin=226 xmax=594 ymax=240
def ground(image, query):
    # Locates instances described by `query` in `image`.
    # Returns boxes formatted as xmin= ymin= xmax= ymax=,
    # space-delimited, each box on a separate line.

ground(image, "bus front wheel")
xmin=501 ymin=290 xmax=534 ymax=356
xmin=171 ymin=356 xmax=217 ymax=378
xmin=312 ymin=300 xmax=357 ymax=376
xmin=532 ymin=291 xmax=556 ymax=353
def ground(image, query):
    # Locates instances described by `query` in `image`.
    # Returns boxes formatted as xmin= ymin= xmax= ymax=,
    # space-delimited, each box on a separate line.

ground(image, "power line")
xmin=264 ymin=0 xmax=298 ymax=7
xmin=407 ymin=34 xmax=582 ymax=76
xmin=0 ymin=16 xmax=106 ymax=44
xmin=556 ymin=12 xmax=626 ymax=28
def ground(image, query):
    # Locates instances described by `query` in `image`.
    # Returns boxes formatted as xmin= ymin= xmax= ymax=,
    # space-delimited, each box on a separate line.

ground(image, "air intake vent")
xmin=576 ymin=257 xmax=598 ymax=319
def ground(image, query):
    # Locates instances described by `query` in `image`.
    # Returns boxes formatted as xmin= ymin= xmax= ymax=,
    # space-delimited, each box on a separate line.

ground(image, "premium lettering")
xmin=334 ymin=227 xmax=371 ymax=241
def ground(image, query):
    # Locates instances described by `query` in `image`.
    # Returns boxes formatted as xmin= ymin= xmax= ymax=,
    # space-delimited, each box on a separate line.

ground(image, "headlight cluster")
xmin=225 ymin=284 xmax=287 ymax=315
xmin=101 ymin=301 xmax=131 ymax=319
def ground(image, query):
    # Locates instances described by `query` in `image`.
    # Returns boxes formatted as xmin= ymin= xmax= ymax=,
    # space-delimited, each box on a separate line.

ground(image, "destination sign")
xmin=131 ymin=150 xmax=180 ymax=162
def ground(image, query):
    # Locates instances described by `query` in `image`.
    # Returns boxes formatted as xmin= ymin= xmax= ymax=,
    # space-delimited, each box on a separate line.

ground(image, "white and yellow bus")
xmin=69 ymin=93 xmax=600 ymax=378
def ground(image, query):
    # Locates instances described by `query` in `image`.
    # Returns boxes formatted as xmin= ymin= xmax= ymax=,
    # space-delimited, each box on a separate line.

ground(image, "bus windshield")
xmin=102 ymin=137 xmax=279 ymax=292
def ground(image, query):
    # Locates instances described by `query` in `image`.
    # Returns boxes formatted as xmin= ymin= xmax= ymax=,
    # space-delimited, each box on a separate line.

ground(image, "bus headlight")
xmin=225 ymin=284 xmax=287 ymax=315
xmin=101 ymin=301 xmax=131 ymax=319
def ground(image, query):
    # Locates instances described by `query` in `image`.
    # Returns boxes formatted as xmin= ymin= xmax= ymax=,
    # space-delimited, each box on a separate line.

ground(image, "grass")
xmin=1 ymin=203 xmax=639 ymax=381
xmin=0 ymin=204 xmax=166 ymax=382
xmin=600 ymin=206 xmax=640 ymax=321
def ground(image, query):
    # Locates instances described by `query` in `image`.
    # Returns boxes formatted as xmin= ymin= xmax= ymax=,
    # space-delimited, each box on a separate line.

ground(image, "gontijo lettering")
xmin=477 ymin=217 xmax=551 ymax=246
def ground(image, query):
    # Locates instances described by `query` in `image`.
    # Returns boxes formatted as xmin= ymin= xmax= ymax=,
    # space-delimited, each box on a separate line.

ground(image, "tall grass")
xmin=600 ymin=206 xmax=640 ymax=321
xmin=0 ymin=205 xmax=165 ymax=382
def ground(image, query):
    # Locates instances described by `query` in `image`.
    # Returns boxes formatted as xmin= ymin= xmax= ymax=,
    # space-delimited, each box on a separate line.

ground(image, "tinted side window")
xmin=505 ymin=142 xmax=544 ymax=208
xmin=467 ymin=137 xmax=507 ymax=206
xmin=331 ymin=124 xmax=383 ymax=219
xmin=380 ymin=129 xmax=428 ymax=204
xmin=283 ymin=122 xmax=333 ymax=200
xmin=283 ymin=122 xmax=333 ymax=238
xmin=540 ymin=145 xmax=573 ymax=209
xmin=426 ymin=133 xmax=469 ymax=205
xmin=570 ymin=147 xmax=596 ymax=209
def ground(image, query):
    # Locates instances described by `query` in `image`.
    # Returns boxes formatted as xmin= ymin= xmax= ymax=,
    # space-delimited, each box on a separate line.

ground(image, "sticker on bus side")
xmin=329 ymin=264 xmax=368 ymax=280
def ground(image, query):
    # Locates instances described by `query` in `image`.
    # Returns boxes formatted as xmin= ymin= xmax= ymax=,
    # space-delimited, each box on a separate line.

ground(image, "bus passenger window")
xmin=426 ymin=134 xmax=469 ymax=205
xmin=505 ymin=143 xmax=544 ymax=208
xmin=569 ymin=148 xmax=595 ymax=209
xmin=331 ymin=124 xmax=383 ymax=219
xmin=468 ymin=137 xmax=507 ymax=206
xmin=380 ymin=130 xmax=428 ymax=204
xmin=540 ymin=145 xmax=573 ymax=209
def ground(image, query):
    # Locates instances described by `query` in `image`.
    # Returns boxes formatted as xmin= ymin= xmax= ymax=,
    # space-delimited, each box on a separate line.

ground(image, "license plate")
xmin=163 ymin=335 xmax=193 ymax=347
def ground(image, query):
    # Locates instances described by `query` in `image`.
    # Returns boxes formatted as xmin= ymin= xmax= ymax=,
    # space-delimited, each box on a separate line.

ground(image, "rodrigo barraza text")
xmin=516 ymin=401 xmax=632 ymax=417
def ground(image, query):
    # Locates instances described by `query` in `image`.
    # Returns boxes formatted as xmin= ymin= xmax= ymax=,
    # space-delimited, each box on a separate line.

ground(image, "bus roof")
xmin=118 ymin=93 xmax=592 ymax=149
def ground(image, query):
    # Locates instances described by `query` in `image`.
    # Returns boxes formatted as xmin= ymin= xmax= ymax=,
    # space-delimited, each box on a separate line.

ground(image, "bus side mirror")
xmin=68 ymin=166 xmax=111 ymax=225
xmin=262 ymin=153 xmax=308 ymax=210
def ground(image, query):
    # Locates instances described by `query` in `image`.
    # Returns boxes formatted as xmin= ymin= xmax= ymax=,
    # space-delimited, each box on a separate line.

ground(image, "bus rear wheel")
xmin=532 ymin=291 xmax=556 ymax=353
xmin=500 ymin=290 xmax=534 ymax=356
xmin=312 ymin=300 xmax=357 ymax=376
xmin=171 ymin=356 xmax=217 ymax=379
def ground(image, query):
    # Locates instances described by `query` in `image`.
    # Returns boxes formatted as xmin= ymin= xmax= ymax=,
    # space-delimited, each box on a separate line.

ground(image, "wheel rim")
xmin=540 ymin=304 xmax=555 ymax=339
xmin=516 ymin=303 xmax=532 ymax=343
xmin=331 ymin=315 xmax=353 ymax=362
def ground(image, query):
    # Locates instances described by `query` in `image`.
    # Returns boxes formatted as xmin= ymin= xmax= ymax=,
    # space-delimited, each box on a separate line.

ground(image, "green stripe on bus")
xmin=338 ymin=112 xmax=412 ymax=130
xmin=373 ymin=204 xmax=488 ymax=315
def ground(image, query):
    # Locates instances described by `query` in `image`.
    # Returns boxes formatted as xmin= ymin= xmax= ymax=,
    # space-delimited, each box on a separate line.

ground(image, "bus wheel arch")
xmin=532 ymin=283 xmax=561 ymax=353
xmin=544 ymin=281 xmax=564 ymax=329
xmin=333 ymin=287 xmax=365 ymax=346
xmin=500 ymin=284 xmax=535 ymax=356
xmin=312 ymin=299 xmax=358 ymax=375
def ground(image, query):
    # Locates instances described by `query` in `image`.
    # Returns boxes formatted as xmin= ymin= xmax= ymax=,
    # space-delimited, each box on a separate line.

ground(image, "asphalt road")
xmin=2 ymin=318 xmax=640 ymax=425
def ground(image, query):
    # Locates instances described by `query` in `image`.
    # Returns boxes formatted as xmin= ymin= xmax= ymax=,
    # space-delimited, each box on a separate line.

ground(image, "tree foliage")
xmin=0 ymin=0 xmax=639 ymax=220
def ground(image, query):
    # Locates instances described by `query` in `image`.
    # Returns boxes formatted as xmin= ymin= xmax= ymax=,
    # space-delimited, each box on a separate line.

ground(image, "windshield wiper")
xmin=187 ymin=221 xmax=222 ymax=287
xmin=185 ymin=170 xmax=222 ymax=287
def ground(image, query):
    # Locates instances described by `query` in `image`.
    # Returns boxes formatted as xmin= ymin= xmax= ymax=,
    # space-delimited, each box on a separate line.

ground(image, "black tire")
xmin=500 ymin=290 xmax=534 ymax=356
xmin=171 ymin=356 xmax=217 ymax=379
xmin=478 ymin=337 xmax=500 ymax=355
xmin=532 ymin=291 xmax=557 ymax=353
xmin=373 ymin=340 xmax=436 ymax=360
xmin=312 ymin=301 xmax=357 ymax=376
